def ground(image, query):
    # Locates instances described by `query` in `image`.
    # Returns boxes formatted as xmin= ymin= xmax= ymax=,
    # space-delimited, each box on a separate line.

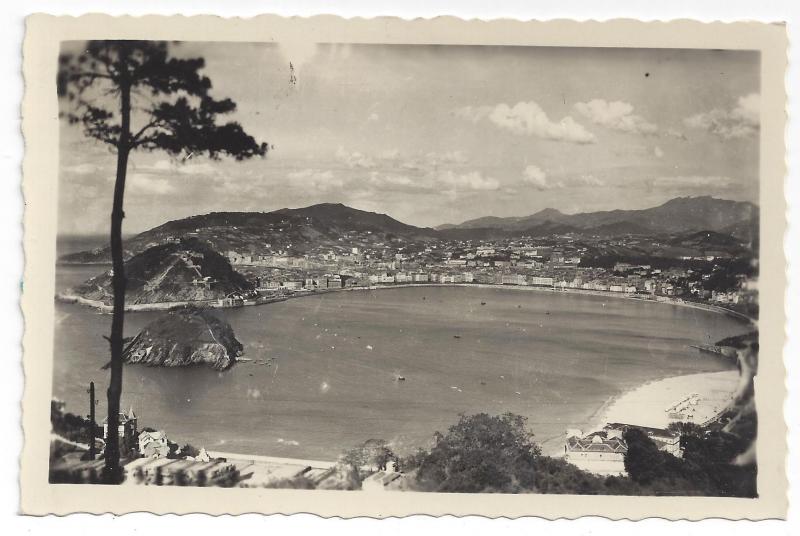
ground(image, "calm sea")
xmin=56 ymin=234 xmax=135 ymax=258
xmin=52 ymin=265 xmax=747 ymax=459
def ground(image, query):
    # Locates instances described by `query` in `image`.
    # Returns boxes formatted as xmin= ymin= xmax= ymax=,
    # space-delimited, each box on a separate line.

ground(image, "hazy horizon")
xmin=58 ymin=42 xmax=760 ymax=235
xmin=54 ymin=194 xmax=756 ymax=239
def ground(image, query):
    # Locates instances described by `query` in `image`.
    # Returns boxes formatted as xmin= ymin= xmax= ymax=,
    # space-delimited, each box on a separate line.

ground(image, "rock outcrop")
xmin=122 ymin=307 xmax=244 ymax=370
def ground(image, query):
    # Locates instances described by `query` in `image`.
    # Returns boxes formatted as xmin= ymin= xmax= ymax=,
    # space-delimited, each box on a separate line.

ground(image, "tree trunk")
xmin=103 ymin=80 xmax=131 ymax=484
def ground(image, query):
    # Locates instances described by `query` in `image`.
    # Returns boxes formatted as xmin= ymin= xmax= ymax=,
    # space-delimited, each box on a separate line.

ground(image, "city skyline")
xmin=58 ymin=42 xmax=760 ymax=235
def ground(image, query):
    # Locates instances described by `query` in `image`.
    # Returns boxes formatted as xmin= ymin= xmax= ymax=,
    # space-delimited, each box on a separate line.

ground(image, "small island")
xmin=120 ymin=307 xmax=244 ymax=371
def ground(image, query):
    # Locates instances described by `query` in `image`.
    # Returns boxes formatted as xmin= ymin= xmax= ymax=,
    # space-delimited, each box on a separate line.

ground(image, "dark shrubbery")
xmin=622 ymin=427 xmax=756 ymax=497
xmin=51 ymin=400 xmax=101 ymax=445
xmin=409 ymin=413 xmax=540 ymax=493
xmin=398 ymin=411 xmax=757 ymax=496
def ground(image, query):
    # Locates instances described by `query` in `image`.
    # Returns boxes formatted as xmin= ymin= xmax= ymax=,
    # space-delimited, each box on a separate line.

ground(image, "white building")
xmin=564 ymin=429 xmax=627 ymax=476
xmin=564 ymin=424 xmax=682 ymax=476
xmin=501 ymin=274 xmax=527 ymax=286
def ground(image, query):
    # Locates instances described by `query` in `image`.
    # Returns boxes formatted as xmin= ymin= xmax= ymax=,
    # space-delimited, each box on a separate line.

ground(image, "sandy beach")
xmin=595 ymin=370 xmax=740 ymax=430
xmin=540 ymin=369 xmax=740 ymax=457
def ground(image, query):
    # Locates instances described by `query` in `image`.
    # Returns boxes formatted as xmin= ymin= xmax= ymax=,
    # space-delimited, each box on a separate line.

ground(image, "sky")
xmin=58 ymin=42 xmax=760 ymax=235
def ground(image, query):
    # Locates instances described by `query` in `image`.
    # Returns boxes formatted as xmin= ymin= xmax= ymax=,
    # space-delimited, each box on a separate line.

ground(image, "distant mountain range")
xmin=58 ymin=196 xmax=758 ymax=264
xmin=437 ymin=196 xmax=758 ymax=240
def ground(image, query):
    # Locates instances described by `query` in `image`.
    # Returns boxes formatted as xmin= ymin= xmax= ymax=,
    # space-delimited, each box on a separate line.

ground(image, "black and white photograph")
xmin=18 ymin=14 xmax=789 ymax=519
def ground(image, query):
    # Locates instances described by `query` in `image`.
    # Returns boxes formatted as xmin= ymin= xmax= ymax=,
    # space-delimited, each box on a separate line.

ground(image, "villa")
xmin=564 ymin=423 xmax=683 ymax=476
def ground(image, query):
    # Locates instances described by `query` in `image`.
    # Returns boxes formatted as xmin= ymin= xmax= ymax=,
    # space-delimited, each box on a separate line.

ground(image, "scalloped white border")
xmin=17 ymin=12 xmax=790 ymax=522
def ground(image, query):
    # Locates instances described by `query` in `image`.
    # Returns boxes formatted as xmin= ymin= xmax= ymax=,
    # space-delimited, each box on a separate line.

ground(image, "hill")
xmin=58 ymin=197 xmax=758 ymax=264
xmin=64 ymin=238 xmax=253 ymax=306
xmin=441 ymin=196 xmax=758 ymax=236
xmin=437 ymin=220 xmax=579 ymax=241
xmin=586 ymin=221 xmax=654 ymax=236
xmin=669 ymin=230 xmax=745 ymax=252
xmin=59 ymin=203 xmax=439 ymax=264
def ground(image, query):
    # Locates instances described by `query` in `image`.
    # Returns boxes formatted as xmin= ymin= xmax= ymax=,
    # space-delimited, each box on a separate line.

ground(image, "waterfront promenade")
xmin=57 ymin=280 xmax=756 ymax=324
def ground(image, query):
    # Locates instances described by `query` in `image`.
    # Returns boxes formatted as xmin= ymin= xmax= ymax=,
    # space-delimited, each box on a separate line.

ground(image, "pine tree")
xmin=58 ymin=41 xmax=268 ymax=482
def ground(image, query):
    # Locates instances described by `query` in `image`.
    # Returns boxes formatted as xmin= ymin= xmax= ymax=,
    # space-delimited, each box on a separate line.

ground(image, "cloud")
xmin=575 ymin=174 xmax=605 ymax=187
xmin=335 ymin=147 xmax=376 ymax=168
xmin=732 ymin=93 xmax=760 ymax=125
xmin=365 ymin=171 xmax=430 ymax=192
xmin=327 ymin=147 xmax=503 ymax=198
xmin=62 ymin=163 xmax=101 ymax=175
xmin=664 ymin=128 xmax=688 ymax=141
xmin=454 ymin=106 xmax=493 ymax=123
xmin=521 ymin=165 xmax=550 ymax=189
xmin=135 ymin=159 xmax=218 ymax=176
xmin=684 ymin=93 xmax=760 ymax=139
xmin=654 ymin=146 xmax=665 ymax=158
xmin=432 ymin=150 xmax=467 ymax=165
xmin=652 ymin=175 xmax=736 ymax=189
xmin=455 ymin=101 xmax=596 ymax=144
xmin=438 ymin=170 xmax=499 ymax=191
xmin=287 ymin=168 xmax=344 ymax=191
xmin=337 ymin=148 xmax=469 ymax=175
xmin=127 ymin=174 xmax=178 ymax=195
xmin=521 ymin=166 xmax=604 ymax=190
xmin=379 ymin=148 xmax=400 ymax=160
xmin=406 ymin=150 xmax=468 ymax=170
xmin=574 ymin=99 xmax=658 ymax=136
xmin=367 ymin=112 xmax=380 ymax=122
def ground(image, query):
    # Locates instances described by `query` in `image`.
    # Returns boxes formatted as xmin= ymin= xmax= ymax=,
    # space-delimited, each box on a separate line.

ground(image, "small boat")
xmin=395 ymin=374 xmax=406 ymax=381
xmin=453 ymin=335 xmax=461 ymax=339
xmin=545 ymin=311 xmax=551 ymax=315
xmin=481 ymin=302 xmax=487 ymax=306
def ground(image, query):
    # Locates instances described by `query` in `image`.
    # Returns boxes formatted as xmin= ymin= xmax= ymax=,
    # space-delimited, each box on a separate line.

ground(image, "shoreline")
xmin=56 ymin=279 xmax=756 ymax=324
xmin=539 ymin=369 xmax=742 ymax=458
xmin=55 ymin=270 xmax=749 ymax=465
xmin=597 ymin=369 xmax=741 ymax=429
xmin=167 ymin=368 xmax=742 ymax=463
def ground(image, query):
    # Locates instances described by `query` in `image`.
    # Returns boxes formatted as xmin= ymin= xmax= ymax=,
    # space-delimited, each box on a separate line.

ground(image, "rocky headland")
xmin=61 ymin=237 xmax=253 ymax=307
xmin=121 ymin=307 xmax=244 ymax=370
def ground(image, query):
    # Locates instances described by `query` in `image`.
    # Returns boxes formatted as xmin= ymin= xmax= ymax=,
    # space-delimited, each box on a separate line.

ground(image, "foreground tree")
xmin=341 ymin=438 xmax=396 ymax=482
xmin=412 ymin=413 xmax=541 ymax=493
xmin=622 ymin=428 xmax=667 ymax=485
xmin=58 ymin=41 xmax=267 ymax=482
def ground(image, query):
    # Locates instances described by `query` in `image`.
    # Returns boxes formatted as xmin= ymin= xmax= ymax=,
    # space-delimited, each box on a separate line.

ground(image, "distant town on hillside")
xmin=58 ymin=195 xmax=759 ymax=319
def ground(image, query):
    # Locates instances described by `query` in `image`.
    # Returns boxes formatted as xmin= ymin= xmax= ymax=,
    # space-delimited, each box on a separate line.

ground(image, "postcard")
xmin=20 ymin=14 xmax=788 ymax=518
